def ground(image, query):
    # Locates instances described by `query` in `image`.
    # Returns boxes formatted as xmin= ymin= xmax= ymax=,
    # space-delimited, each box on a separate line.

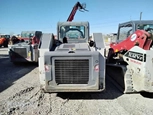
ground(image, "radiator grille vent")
xmin=55 ymin=59 xmax=89 ymax=84
xmin=14 ymin=48 xmax=27 ymax=58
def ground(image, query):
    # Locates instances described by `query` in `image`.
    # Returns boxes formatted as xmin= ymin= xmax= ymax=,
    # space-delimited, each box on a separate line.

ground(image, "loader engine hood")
xmin=55 ymin=43 xmax=90 ymax=52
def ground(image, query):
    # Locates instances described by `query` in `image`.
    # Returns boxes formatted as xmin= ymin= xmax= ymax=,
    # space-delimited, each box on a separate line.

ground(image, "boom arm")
xmin=110 ymin=30 xmax=153 ymax=53
xmin=67 ymin=2 xmax=88 ymax=22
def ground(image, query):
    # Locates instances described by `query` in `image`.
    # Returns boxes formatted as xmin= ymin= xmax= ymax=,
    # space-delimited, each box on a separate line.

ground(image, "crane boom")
xmin=67 ymin=2 xmax=88 ymax=22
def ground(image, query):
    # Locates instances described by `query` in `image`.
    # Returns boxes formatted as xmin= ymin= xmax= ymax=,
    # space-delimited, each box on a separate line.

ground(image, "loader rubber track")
xmin=124 ymin=66 xmax=136 ymax=93
xmin=106 ymin=64 xmax=137 ymax=93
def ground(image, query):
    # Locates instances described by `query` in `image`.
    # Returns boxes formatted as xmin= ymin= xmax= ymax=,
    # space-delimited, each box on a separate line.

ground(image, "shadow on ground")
xmin=0 ymin=54 xmax=37 ymax=92
xmin=57 ymin=75 xmax=123 ymax=100
xmin=140 ymin=92 xmax=153 ymax=99
xmin=57 ymin=65 xmax=153 ymax=100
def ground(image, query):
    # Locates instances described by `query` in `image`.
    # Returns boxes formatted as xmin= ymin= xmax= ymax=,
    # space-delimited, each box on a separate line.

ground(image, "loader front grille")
xmin=55 ymin=59 xmax=89 ymax=84
xmin=14 ymin=48 xmax=27 ymax=58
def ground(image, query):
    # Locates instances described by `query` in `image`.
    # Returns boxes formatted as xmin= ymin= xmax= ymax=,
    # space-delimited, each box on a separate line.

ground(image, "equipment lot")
xmin=0 ymin=47 xmax=153 ymax=115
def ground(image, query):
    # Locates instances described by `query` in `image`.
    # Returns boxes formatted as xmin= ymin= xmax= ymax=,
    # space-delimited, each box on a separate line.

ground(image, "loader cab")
xmin=57 ymin=21 xmax=89 ymax=43
xmin=136 ymin=22 xmax=153 ymax=33
xmin=21 ymin=31 xmax=42 ymax=44
xmin=116 ymin=20 xmax=153 ymax=43
xmin=116 ymin=22 xmax=134 ymax=43
xmin=0 ymin=35 xmax=10 ymax=39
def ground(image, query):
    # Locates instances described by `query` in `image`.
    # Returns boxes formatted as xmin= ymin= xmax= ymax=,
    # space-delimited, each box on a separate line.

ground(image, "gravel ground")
xmin=0 ymin=48 xmax=153 ymax=115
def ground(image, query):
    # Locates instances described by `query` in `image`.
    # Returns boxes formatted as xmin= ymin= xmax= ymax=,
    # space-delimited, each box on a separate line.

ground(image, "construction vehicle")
xmin=8 ymin=31 xmax=42 ymax=63
xmin=0 ymin=34 xmax=10 ymax=47
xmin=106 ymin=20 xmax=153 ymax=93
xmin=38 ymin=2 xmax=105 ymax=92
xmin=39 ymin=22 xmax=105 ymax=92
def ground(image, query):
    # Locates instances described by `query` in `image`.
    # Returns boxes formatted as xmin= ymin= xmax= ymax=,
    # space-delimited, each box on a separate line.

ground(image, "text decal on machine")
xmin=125 ymin=51 xmax=144 ymax=61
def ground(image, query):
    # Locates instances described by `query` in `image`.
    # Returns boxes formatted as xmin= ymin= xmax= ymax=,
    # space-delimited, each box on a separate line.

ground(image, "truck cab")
xmin=39 ymin=21 xmax=106 ymax=92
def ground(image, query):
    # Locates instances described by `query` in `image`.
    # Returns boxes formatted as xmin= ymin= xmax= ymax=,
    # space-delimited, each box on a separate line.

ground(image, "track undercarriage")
xmin=106 ymin=49 xmax=136 ymax=93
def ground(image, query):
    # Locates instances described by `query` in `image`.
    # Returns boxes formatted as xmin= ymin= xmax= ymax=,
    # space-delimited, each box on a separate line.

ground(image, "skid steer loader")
xmin=39 ymin=21 xmax=106 ymax=92
xmin=8 ymin=31 xmax=42 ymax=63
xmin=38 ymin=2 xmax=105 ymax=92
xmin=107 ymin=20 xmax=153 ymax=93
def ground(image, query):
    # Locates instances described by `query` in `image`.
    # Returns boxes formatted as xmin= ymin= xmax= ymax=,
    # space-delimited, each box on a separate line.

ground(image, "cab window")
xmin=118 ymin=24 xmax=132 ymax=41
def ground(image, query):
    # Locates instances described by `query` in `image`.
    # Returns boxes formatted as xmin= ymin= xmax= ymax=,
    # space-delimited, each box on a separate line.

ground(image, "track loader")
xmin=8 ymin=31 xmax=42 ymax=63
xmin=0 ymin=35 xmax=10 ymax=47
xmin=38 ymin=2 xmax=106 ymax=92
xmin=107 ymin=20 xmax=153 ymax=93
xmin=39 ymin=22 xmax=106 ymax=92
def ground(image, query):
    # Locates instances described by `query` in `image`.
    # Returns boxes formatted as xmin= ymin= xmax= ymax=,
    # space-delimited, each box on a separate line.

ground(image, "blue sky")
xmin=0 ymin=0 xmax=153 ymax=35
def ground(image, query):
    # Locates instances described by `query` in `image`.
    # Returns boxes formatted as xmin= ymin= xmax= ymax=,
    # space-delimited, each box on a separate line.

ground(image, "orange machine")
xmin=0 ymin=35 xmax=10 ymax=47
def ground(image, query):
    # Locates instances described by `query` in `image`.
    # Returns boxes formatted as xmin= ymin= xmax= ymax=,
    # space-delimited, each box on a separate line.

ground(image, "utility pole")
xmin=140 ymin=12 xmax=142 ymax=20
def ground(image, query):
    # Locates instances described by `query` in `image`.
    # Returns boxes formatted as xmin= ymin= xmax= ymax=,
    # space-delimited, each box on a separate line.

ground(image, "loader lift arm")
xmin=67 ymin=2 xmax=88 ymax=22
